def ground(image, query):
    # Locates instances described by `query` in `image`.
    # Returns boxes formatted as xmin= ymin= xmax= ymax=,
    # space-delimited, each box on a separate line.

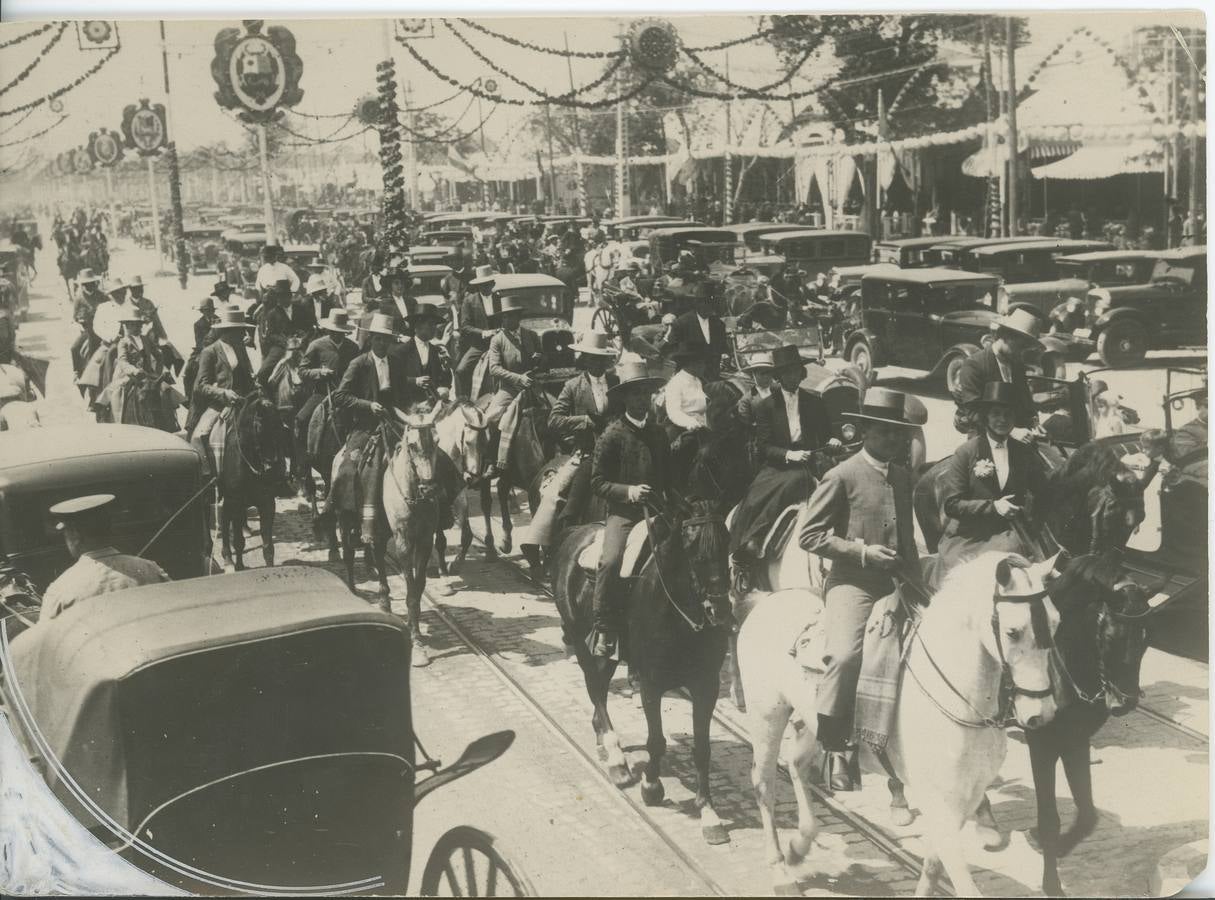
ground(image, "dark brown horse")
xmin=304 ymin=395 xmax=345 ymax=561
xmin=552 ymin=497 xmax=735 ymax=845
xmin=480 ymin=389 xmax=554 ymax=557
xmin=218 ymin=393 xmax=284 ymax=570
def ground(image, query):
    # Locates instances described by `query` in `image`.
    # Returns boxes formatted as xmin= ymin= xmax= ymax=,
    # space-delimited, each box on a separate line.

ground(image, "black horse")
xmin=552 ymin=497 xmax=735 ymax=845
xmin=1033 ymin=549 xmax=1157 ymax=897
xmin=219 ymin=393 xmax=284 ymax=570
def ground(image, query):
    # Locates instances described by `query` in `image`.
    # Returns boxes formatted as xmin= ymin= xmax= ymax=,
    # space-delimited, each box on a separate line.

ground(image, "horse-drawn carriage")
xmin=0 ymin=565 xmax=535 ymax=896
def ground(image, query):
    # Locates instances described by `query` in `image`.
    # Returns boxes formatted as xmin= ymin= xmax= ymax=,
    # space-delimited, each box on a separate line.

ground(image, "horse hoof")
xmin=639 ymin=779 xmax=665 ymax=807
xmin=890 ymin=805 xmax=915 ymax=828
xmin=432 ymin=581 xmax=454 ymax=597
xmin=702 ymin=823 xmax=729 ymax=845
xmin=497 ymin=537 xmax=512 ymax=555
xmin=976 ymin=823 xmax=1008 ymax=852
xmin=483 ymin=545 xmax=498 ymax=561
xmin=607 ymin=764 xmax=631 ymax=788
xmin=411 ymin=642 xmax=431 ymax=668
xmin=785 ymin=834 xmax=812 ymax=866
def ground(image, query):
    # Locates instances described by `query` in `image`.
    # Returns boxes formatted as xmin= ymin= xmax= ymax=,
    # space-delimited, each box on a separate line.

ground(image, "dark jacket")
xmin=954 ymin=348 xmax=1036 ymax=431
xmin=756 ymin=388 xmax=833 ymax=469
xmin=300 ymin=333 xmax=359 ymax=395
xmin=549 ymin=371 xmax=619 ymax=452
xmin=941 ymin=433 xmax=1048 ymax=545
xmin=332 ymin=350 xmax=409 ymax=429
xmin=591 ymin=415 xmax=671 ymax=521
xmin=185 ymin=339 xmax=255 ymax=432
xmin=392 ymin=337 xmax=448 ymax=406
xmin=192 ymin=315 xmax=215 ymax=352
xmin=458 ymin=290 xmax=493 ymax=355
xmin=664 ymin=311 xmax=729 ymax=378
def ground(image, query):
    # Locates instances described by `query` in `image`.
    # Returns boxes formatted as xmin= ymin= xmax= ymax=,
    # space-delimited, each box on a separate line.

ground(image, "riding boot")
xmin=816 ymin=714 xmax=859 ymax=792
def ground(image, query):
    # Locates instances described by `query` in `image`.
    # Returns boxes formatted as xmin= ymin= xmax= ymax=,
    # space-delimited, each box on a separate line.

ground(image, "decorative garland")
xmin=681 ymin=42 xmax=817 ymax=98
xmin=398 ymin=37 xmax=658 ymax=110
xmin=400 ymin=102 xmax=496 ymax=146
xmin=887 ymin=57 xmax=942 ymax=116
xmin=0 ymin=44 xmax=120 ymax=118
xmin=0 ymin=113 xmax=67 ymax=148
xmin=684 ymin=23 xmax=782 ymax=54
xmin=0 ymin=22 xmax=69 ymax=100
xmin=0 ymin=21 xmax=57 ymax=50
xmin=455 ymin=18 xmax=624 ymax=59
xmin=272 ymin=112 xmax=361 ymax=143
xmin=443 ymin=21 xmax=628 ymax=106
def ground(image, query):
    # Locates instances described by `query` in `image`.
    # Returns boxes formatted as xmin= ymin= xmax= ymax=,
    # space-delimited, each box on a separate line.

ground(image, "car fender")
xmin=929 ymin=341 xmax=982 ymax=378
xmin=845 ymin=327 xmax=884 ymax=360
xmin=1094 ymin=307 xmax=1153 ymax=335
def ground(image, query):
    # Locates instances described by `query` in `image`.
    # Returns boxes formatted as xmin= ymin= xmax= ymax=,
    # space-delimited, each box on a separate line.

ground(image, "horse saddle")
xmin=577 ymin=521 xmax=651 ymax=578
xmin=725 ymin=502 xmax=804 ymax=561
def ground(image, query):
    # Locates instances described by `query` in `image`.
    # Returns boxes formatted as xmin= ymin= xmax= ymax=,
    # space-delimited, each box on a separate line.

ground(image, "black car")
xmin=1000 ymin=249 xmax=1165 ymax=330
xmin=963 ymin=238 xmax=1115 ymax=284
xmin=1072 ymin=247 xmax=1207 ymax=366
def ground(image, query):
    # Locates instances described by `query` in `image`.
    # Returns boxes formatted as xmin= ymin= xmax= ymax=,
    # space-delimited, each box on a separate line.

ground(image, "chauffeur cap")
xmin=50 ymin=494 xmax=115 ymax=531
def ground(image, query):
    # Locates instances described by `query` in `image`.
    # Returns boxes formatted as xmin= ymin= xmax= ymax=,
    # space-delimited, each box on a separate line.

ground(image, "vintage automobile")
xmin=602 ymin=216 xmax=695 ymax=241
xmin=647 ymin=226 xmax=744 ymax=273
xmin=227 ymin=216 xmax=267 ymax=235
xmin=961 ymin=238 xmax=1116 ymax=283
xmin=844 ymin=267 xmax=1073 ymax=389
xmin=1000 ymin=249 xmax=1165 ymax=327
xmin=873 ymin=236 xmax=948 ymax=268
xmin=0 ymin=241 xmax=32 ymax=320
xmin=485 ymin=273 xmax=576 ymax=394
xmin=420 ymin=228 xmax=475 ymax=248
xmin=756 ymin=229 xmax=872 ymax=281
xmin=920 ymin=234 xmax=1055 ymax=267
xmin=0 ymin=566 xmax=535 ymax=895
xmin=1068 ymin=246 xmax=1208 ymax=367
xmin=0 ymin=425 xmax=213 ymax=601
xmin=409 ymin=263 xmax=454 ymax=302
xmin=408 ymin=244 xmax=462 ymax=270
xmin=721 ymin=222 xmax=807 ymax=256
xmin=182 ymin=224 xmax=226 ymax=275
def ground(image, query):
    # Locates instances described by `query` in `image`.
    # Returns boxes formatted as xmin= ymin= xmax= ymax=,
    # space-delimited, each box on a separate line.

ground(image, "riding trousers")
xmin=816 ymin=573 xmax=894 ymax=724
xmin=591 ymin=513 xmax=638 ymax=631
xmin=454 ymin=347 xmax=483 ymax=400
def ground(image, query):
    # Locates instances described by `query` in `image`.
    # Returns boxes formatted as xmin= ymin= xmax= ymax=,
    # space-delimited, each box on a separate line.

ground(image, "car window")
xmin=936 ymin=282 xmax=997 ymax=313
xmin=1112 ymin=262 xmax=1140 ymax=282
xmin=820 ymin=239 xmax=846 ymax=258
xmin=1150 ymin=259 xmax=1198 ymax=286
xmin=502 ymin=287 xmax=564 ymax=316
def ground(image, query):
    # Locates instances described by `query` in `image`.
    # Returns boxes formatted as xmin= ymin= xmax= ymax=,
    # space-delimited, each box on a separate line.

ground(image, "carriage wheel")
xmin=590 ymin=306 xmax=617 ymax=337
xmin=420 ymin=826 xmax=535 ymax=897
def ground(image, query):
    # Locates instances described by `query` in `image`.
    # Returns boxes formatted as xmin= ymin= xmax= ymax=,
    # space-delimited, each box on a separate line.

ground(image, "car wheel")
xmin=1097 ymin=321 xmax=1147 ymax=367
xmin=848 ymin=339 xmax=873 ymax=376
xmin=945 ymin=354 xmax=966 ymax=394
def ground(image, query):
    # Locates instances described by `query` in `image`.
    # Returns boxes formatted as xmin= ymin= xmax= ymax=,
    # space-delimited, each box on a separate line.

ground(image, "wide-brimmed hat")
xmin=213 ymin=306 xmax=256 ymax=330
xmin=306 ymin=257 xmax=328 ymax=270
xmin=742 ymin=351 xmax=775 ymax=373
xmin=263 ymin=241 xmax=282 ymax=253
xmin=49 ymin=493 xmax=115 ymax=531
xmin=469 ymin=264 xmax=497 ymax=286
xmin=364 ymin=312 xmax=397 ymax=337
xmin=842 ymin=387 xmax=918 ymax=428
xmin=664 ymin=339 xmax=711 ymax=364
xmin=769 ymin=344 xmax=803 ymax=372
xmin=320 ymin=308 xmax=353 ymax=334
xmin=609 ymin=359 xmax=663 ymax=396
xmin=75 ymin=267 xmax=101 ymax=285
xmin=105 ymin=277 xmax=127 ymax=295
xmin=572 ymin=331 xmax=617 ymax=357
xmin=273 ymin=277 xmax=293 ymax=293
xmin=969 ymin=380 xmax=1018 ymax=410
xmin=306 ymin=273 xmax=329 ymax=295
xmin=212 ymin=278 xmax=232 ymax=294
xmin=993 ymin=308 xmax=1043 ymax=344
xmin=197 ymin=296 xmax=216 ymax=312
xmin=407 ymin=299 xmax=446 ymax=323
xmin=127 ymin=275 xmax=144 ymax=288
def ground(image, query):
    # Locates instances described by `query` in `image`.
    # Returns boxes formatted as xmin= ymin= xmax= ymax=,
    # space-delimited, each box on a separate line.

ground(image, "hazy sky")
xmin=0 ymin=12 xmax=1201 ymax=168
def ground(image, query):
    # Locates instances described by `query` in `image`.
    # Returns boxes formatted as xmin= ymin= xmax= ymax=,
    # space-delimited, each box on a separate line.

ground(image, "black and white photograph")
xmin=0 ymin=5 xmax=1208 ymax=897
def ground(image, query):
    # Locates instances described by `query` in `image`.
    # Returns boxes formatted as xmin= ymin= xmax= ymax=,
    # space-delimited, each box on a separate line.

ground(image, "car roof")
xmin=603 ymin=215 xmax=686 ymax=227
xmin=971 ymin=239 xmax=1114 ymax=256
xmin=875 ymin=237 xmax=949 ymax=249
xmin=1056 ymin=250 xmax=1165 ymax=263
xmin=492 ymin=273 xmax=566 ymax=291
xmin=0 ymin=424 xmax=195 ymax=474
xmin=649 ymin=226 xmax=739 ymax=240
xmin=861 ymin=266 xmax=1001 ymax=285
xmin=833 ymin=262 xmax=899 ymax=276
xmin=1156 ymin=246 xmax=1206 ymax=261
xmin=409 ymin=263 xmax=453 ymax=275
xmin=721 ymin=222 xmax=804 ymax=235
xmin=759 ymin=229 xmax=870 ymax=243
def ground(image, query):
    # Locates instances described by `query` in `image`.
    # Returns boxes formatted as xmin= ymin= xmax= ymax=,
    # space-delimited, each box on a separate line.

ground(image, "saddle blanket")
xmin=577 ymin=520 xmax=650 ymax=578
xmin=853 ymin=591 xmax=915 ymax=752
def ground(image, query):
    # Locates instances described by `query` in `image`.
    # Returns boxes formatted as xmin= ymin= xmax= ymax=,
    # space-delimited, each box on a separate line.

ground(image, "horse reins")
xmin=641 ymin=503 xmax=728 ymax=634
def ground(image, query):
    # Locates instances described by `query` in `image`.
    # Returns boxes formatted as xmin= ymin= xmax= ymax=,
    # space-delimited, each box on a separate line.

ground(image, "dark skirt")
xmin=728 ymin=465 xmax=817 ymax=554
xmin=935 ymin=527 xmax=1028 ymax=588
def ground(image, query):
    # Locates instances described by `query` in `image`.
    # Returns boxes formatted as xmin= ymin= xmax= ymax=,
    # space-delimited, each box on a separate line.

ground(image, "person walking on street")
xmin=799 ymin=388 xmax=920 ymax=791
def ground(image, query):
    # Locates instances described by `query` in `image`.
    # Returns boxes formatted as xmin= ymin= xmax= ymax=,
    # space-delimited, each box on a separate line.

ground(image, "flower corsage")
xmin=972 ymin=459 xmax=996 ymax=479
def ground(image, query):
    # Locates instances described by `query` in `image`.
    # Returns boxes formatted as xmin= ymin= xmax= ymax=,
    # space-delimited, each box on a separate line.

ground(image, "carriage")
xmin=0 ymin=566 xmax=535 ymax=896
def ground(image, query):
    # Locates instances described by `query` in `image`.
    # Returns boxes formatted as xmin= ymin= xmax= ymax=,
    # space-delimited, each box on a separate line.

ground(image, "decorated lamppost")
xmin=87 ymin=127 xmax=124 ymax=236
xmin=623 ymin=19 xmax=681 ymax=220
xmin=121 ymin=98 xmax=168 ymax=266
xmin=211 ymin=19 xmax=304 ymax=245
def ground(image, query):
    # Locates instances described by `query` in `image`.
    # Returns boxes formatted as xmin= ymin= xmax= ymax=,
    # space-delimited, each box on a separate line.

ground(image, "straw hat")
xmin=364 ymin=312 xmax=397 ymax=337
xmin=213 ymin=306 xmax=256 ymax=330
xmin=609 ymin=359 xmax=663 ymax=396
xmin=105 ymin=277 xmax=127 ymax=295
xmin=742 ymin=351 xmax=775 ymax=373
xmin=320 ymin=309 xmax=353 ymax=334
xmin=75 ymin=267 xmax=101 ymax=285
xmin=127 ymin=275 xmax=144 ymax=288
xmin=992 ymin=308 xmax=1043 ymax=344
xmin=571 ymin=331 xmax=617 ymax=357
xmin=469 ymin=264 xmax=497 ymax=286
xmin=841 ymin=387 xmax=918 ymax=428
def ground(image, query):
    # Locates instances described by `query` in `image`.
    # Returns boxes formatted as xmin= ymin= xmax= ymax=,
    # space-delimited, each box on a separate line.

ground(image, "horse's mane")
xmin=1048 ymin=551 xmax=1121 ymax=597
xmin=679 ymin=498 xmax=728 ymax=561
xmin=931 ymin=552 xmax=1033 ymax=626
xmin=1049 ymin=442 xmax=1125 ymax=511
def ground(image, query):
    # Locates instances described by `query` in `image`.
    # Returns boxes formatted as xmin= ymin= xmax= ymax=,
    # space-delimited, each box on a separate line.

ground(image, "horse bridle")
xmin=642 ymin=504 xmax=730 ymax=634
xmin=1051 ymin=587 xmax=1150 ymax=708
xmin=233 ymin=392 xmax=278 ymax=475
xmin=382 ymin=418 xmax=440 ymax=505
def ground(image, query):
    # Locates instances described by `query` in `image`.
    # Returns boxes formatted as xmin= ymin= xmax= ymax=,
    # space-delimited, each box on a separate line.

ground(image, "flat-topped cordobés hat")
xmin=841 ymin=387 xmax=919 ymax=427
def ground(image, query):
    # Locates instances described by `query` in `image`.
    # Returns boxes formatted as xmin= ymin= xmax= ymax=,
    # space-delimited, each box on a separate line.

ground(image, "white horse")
xmin=737 ymin=551 xmax=1061 ymax=897
xmin=431 ymin=400 xmax=490 ymax=583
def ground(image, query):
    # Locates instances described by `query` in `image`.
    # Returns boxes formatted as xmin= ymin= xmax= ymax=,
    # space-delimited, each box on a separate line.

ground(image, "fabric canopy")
xmin=1032 ymin=139 xmax=1164 ymax=180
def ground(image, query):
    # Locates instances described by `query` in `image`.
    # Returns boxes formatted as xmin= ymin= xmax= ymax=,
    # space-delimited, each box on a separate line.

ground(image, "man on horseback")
xmin=938 ymin=381 xmax=1050 ymax=579
xmin=186 ymin=307 xmax=257 ymax=481
xmin=70 ymin=268 xmax=104 ymax=380
xmin=394 ymin=301 xmax=448 ymax=407
xmin=297 ymin=309 xmax=359 ymax=486
xmin=484 ymin=294 xmax=542 ymax=474
xmin=662 ymin=287 xmax=728 ymax=381
xmin=799 ymin=387 xmax=920 ymax=791
xmin=954 ymin=309 xmax=1042 ymax=437
xmin=588 ymin=359 xmax=668 ymax=659
xmin=548 ymin=332 xmax=619 ymax=523
xmin=729 ymin=344 xmax=839 ymax=590
xmin=454 ymin=265 xmax=497 ymax=400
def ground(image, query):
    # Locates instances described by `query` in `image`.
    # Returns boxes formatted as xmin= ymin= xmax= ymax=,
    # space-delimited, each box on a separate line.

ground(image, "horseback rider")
xmin=954 ymin=309 xmax=1042 ymax=437
xmin=736 ymin=352 xmax=775 ymax=429
xmin=183 ymin=285 xmax=225 ymax=405
xmin=186 ymin=306 xmax=257 ymax=480
xmin=306 ymin=272 xmax=340 ymax=325
xmin=484 ymin=294 xmax=543 ymax=473
xmin=297 ymin=309 xmax=359 ymax=481
xmin=799 ymin=387 xmax=920 ymax=792
xmin=730 ymin=345 xmax=839 ymax=587
xmin=663 ymin=287 xmax=729 ymax=381
xmin=547 ymin=332 xmax=620 ymax=517
xmin=588 ymin=359 xmax=669 ymax=659
xmin=454 ymin=265 xmax=497 ymax=400
xmin=937 ymin=381 xmax=1050 ymax=582
xmin=67 ymin=267 xmax=103 ymax=375
xmin=255 ymin=242 xmax=301 ymax=297
xmin=382 ymin=265 xmax=417 ymax=337
xmin=394 ymin=300 xmax=448 ymax=408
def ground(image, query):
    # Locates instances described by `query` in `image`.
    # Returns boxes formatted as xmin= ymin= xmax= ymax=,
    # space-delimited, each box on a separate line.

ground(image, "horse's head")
xmin=987 ymin=554 xmax=1062 ymax=730
xmin=449 ymin=402 xmax=489 ymax=486
xmin=1045 ymin=550 xmax=1153 ymax=716
xmin=703 ymin=380 xmax=743 ymax=433
xmin=395 ymin=406 xmax=441 ymax=485
xmin=669 ymin=498 xmax=731 ymax=628
xmin=241 ymin=392 xmax=284 ymax=472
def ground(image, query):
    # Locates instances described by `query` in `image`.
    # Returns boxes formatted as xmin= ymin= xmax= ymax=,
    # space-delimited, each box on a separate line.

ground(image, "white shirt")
xmin=218 ymin=339 xmax=238 ymax=370
xmin=858 ymin=446 xmax=890 ymax=478
xmin=92 ymin=299 xmax=131 ymax=343
xmin=625 ymin=412 xmax=648 ymax=429
xmin=664 ymin=369 xmax=707 ymax=430
xmin=372 ymin=352 xmax=391 ymax=391
xmin=255 ymin=261 xmax=301 ymax=294
xmin=988 ymin=435 xmax=1010 ymax=489
xmin=588 ymin=374 xmax=609 ymax=413
xmin=39 ymin=548 xmax=169 ymax=622
xmin=753 ymin=384 xmax=772 ymax=401
xmin=393 ymin=294 xmax=411 ymax=319
xmin=696 ymin=313 xmax=712 ymax=344
xmin=782 ymin=389 xmax=802 ymax=443
xmin=413 ymin=336 xmax=430 ymax=368
xmin=996 ymin=357 xmax=1013 ymax=383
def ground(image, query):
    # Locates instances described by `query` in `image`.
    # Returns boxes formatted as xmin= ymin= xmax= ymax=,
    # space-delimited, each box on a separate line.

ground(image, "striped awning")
xmin=1032 ymin=140 xmax=1164 ymax=180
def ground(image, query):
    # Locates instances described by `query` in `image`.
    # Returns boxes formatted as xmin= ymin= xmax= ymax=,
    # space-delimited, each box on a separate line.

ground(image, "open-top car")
xmin=0 ymin=566 xmax=535 ymax=895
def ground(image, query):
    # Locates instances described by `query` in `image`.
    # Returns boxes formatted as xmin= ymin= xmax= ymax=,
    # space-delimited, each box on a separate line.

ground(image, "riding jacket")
xmin=591 ymin=415 xmax=671 ymax=521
